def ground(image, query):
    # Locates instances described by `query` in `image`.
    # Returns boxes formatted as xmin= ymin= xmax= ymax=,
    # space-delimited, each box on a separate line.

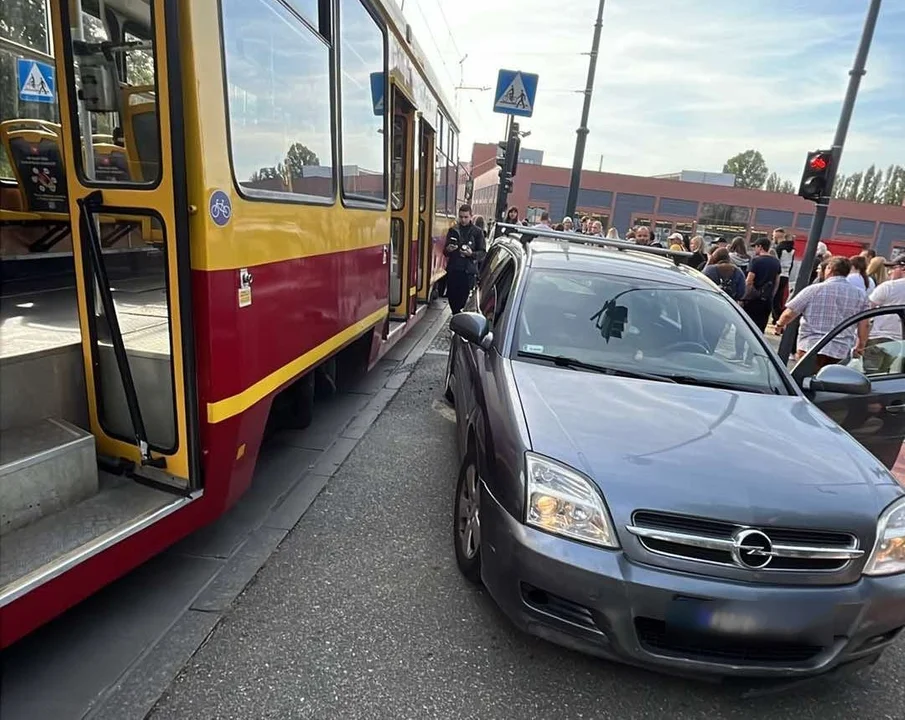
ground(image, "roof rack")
xmin=495 ymin=223 xmax=694 ymax=267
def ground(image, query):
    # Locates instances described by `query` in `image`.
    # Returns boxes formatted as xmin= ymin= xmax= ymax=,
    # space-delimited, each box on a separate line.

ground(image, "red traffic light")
xmin=809 ymin=154 xmax=829 ymax=171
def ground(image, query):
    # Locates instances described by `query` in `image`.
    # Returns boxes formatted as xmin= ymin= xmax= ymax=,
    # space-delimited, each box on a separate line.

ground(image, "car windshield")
xmin=512 ymin=269 xmax=788 ymax=395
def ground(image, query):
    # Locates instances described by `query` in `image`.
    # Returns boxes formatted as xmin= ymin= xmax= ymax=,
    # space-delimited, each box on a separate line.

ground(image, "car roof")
xmin=503 ymin=238 xmax=716 ymax=290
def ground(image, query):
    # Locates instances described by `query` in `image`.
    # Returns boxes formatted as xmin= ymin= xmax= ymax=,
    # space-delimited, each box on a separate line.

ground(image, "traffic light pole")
xmin=564 ymin=0 xmax=605 ymax=220
xmin=777 ymin=0 xmax=882 ymax=364
xmin=494 ymin=114 xmax=513 ymax=222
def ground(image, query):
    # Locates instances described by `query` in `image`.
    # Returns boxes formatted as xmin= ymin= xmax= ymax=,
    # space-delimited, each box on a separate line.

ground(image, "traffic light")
xmin=495 ymin=121 xmax=523 ymax=221
xmin=496 ymin=141 xmax=507 ymax=168
xmin=798 ymin=149 xmax=833 ymax=202
xmin=505 ymin=122 xmax=521 ymax=177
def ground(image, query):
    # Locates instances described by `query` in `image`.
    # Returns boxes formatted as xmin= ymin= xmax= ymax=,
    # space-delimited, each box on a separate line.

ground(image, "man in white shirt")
xmin=531 ymin=211 xmax=552 ymax=230
xmin=869 ymin=256 xmax=905 ymax=340
xmin=862 ymin=256 xmax=905 ymax=373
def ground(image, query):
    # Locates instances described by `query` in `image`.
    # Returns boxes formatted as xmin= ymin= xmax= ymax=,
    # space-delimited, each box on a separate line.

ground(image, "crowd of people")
xmin=444 ymin=205 xmax=903 ymax=370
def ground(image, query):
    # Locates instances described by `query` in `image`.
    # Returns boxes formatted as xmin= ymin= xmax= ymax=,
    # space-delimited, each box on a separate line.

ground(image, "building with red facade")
xmin=468 ymin=143 xmax=905 ymax=256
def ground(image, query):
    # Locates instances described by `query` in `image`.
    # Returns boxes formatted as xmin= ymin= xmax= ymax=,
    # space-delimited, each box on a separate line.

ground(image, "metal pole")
xmin=778 ymin=0 xmax=882 ymax=364
xmin=564 ymin=0 xmax=605 ymax=220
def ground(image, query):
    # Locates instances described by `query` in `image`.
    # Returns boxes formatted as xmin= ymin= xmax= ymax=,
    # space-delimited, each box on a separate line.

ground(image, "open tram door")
xmin=53 ymin=0 xmax=198 ymax=488
xmin=388 ymin=87 xmax=416 ymax=327
xmin=415 ymin=118 xmax=435 ymax=304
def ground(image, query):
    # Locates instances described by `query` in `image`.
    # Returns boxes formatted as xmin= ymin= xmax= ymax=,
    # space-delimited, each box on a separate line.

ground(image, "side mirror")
xmin=803 ymin=363 xmax=871 ymax=396
xmin=450 ymin=311 xmax=493 ymax=351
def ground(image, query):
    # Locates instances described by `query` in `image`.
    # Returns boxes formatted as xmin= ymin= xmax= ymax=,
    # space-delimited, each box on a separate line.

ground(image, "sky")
xmin=401 ymin=0 xmax=905 ymax=181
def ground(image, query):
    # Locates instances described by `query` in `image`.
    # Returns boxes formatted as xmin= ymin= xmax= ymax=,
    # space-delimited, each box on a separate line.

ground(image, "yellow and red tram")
xmin=0 ymin=0 xmax=460 ymax=646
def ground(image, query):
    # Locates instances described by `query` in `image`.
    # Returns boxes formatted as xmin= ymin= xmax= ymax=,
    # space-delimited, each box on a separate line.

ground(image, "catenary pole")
xmin=564 ymin=0 xmax=605 ymax=220
xmin=778 ymin=0 xmax=883 ymax=363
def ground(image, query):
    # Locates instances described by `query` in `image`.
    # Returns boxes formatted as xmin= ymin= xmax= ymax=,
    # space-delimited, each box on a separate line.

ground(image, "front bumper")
xmin=480 ymin=486 xmax=905 ymax=679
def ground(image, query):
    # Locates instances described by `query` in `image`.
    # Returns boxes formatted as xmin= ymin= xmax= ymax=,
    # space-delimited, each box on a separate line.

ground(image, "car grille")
xmin=634 ymin=618 xmax=824 ymax=664
xmin=626 ymin=510 xmax=862 ymax=573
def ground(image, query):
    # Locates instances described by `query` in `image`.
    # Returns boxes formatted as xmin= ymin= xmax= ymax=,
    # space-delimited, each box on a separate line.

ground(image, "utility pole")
xmin=564 ymin=0 xmax=605 ymax=220
xmin=778 ymin=0 xmax=883 ymax=363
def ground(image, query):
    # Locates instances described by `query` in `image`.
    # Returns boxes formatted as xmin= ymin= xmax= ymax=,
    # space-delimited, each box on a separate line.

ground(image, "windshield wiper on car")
xmin=516 ymin=351 xmax=677 ymax=383
xmin=657 ymin=374 xmax=776 ymax=394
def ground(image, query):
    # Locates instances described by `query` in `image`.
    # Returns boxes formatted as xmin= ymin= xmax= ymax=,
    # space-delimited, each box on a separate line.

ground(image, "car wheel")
xmin=444 ymin=345 xmax=455 ymax=404
xmin=454 ymin=450 xmax=482 ymax=584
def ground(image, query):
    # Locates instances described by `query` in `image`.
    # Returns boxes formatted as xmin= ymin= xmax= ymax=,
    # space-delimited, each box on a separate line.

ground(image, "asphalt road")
xmin=150 ymin=352 xmax=904 ymax=720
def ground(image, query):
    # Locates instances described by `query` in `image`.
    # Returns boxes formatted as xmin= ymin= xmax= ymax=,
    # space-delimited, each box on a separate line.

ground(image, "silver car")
xmin=445 ymin=232 xmax=905 ymax=681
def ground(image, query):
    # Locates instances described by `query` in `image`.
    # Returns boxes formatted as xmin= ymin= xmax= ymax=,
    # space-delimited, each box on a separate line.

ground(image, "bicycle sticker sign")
xmin=209 ymin=190 xmax=232 ymax=227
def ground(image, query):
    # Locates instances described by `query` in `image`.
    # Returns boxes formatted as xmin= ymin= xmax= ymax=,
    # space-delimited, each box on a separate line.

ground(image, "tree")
xmin=858 ymin=165 xmax=880 ymax=203
xmin=723 ymin=149 xmax=769 ymax=190
xmin=880 ymin=165 xmax=905 ymax=206
xmin=779 ymin=179 xmax=796 ymax=194
xmin=284 ymin=143 xmax=320 ymax=176
xmin=764 ymin=171 xmax=795 ymax=194
xmin=248 ymin=165 xmax=285 ymax=184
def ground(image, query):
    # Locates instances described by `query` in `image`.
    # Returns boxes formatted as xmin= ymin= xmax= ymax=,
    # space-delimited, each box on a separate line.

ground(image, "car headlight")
xmin=864 ymin=496 xmax=905 ymax=576
xmin=525 ymin=452 xmax=619 ymax=548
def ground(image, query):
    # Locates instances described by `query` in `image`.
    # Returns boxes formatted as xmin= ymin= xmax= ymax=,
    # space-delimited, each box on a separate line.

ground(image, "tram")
xmin=0 ymin=0 xmax=460 ymax=647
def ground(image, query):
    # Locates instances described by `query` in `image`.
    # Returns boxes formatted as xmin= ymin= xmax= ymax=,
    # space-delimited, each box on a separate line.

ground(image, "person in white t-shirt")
xmin=869 ymin=257 xmax=905 ymax=339
xmin=863 ymin=256 xmax=905 ymax=373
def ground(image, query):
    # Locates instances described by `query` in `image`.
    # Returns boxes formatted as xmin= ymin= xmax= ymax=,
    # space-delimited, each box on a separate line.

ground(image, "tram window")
xmin=435 ymin=145 xmax=446 ymax=216
xmin=339 ymin=0 xmax=386 ymax=203
xmin=222 ymin=0 xmax=334 ymax=200
xmin=1 ymin=0 xmax=51 ymax=54
xmin=64 ymin=2 xmax=161 ymax=186
xmin=419 ymin=124 xmax=432 ymax=212
xmin=284 ymin=0 xmax=321 ymax=30
xmin=391 ymin=114 xmax=406 ymax=211
xmin=0 ymin=1 xmax=60 ymax=179
xmin=447 ymin=130 xmax=457 ymax=213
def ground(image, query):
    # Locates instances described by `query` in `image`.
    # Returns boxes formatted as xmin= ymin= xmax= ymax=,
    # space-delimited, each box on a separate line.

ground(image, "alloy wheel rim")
xmin=458 ymin=463 xmax=481 ymax=559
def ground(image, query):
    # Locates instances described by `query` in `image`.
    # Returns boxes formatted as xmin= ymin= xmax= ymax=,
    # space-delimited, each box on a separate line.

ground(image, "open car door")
xmin=791 ymin=305 xmax=905 ymax=477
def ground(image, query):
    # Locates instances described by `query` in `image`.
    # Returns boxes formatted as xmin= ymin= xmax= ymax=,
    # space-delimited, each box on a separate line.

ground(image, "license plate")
xmin=666 ymin=597 xmax=833 ymax=643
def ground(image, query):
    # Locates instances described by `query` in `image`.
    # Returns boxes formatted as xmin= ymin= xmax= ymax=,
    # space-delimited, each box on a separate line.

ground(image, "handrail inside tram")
xmin=494 ymin=223 xmax=695 ymax=266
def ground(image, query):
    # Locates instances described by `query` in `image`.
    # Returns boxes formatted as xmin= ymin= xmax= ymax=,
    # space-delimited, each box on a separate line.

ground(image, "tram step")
xmin=0 ymin=418 xmax=97 ymax=537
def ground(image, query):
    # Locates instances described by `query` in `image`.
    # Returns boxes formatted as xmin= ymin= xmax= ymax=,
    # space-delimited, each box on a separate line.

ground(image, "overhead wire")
xmin=409 ymin=1 xmax=459 ymax=91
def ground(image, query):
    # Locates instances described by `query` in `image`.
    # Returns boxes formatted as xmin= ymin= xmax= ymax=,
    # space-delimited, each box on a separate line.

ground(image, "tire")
xmin=444 ymin=345 xmax=455 ymax=404
xmin=453 ymin=449 xmax=482 ymax=584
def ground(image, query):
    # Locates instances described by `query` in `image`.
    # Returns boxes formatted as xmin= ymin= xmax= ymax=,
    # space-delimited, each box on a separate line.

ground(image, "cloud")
xmin=403 ymin=0 xmax=905 ymax=182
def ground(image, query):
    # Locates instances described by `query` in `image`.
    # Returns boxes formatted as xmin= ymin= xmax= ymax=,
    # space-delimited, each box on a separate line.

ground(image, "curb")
xmin=88 ymin=304 xmax=452 ymax=720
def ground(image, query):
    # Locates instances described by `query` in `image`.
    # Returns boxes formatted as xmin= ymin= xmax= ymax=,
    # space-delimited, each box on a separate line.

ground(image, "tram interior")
xmin=0 ymin=0 xmax=182 ymax=600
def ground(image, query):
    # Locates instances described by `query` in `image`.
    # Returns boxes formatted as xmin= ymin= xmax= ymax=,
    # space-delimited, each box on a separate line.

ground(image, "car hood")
xmin=511 ymin=361 xmax=902 ymax=530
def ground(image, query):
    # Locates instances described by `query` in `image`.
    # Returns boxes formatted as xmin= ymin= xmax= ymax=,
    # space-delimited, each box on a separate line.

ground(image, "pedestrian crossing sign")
xmin=17 ymin=59 xmax=55 ymax=104
xmin=493 ymin=69 xmax=538 ymax=118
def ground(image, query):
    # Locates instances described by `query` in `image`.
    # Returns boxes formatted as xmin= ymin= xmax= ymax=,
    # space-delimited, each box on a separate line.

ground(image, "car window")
xmin=480 ymin=259 xmax=516 ymax=329
xmin=513 ymin=268 xmax=786 ymax=394
xmin=478 ymin=246 xmax=508 ymax=291
xmin=843 ymin=311 xmax=905 ymax=378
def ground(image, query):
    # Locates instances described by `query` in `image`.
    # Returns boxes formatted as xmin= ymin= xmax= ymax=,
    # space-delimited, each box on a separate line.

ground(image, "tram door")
xmin=52 ymin=0 xmax=197 ymax=487
xmin=415 ymin=121 xmax=435 ymax=304
xmin=389 ymin=89 xmax=415 ymax=321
